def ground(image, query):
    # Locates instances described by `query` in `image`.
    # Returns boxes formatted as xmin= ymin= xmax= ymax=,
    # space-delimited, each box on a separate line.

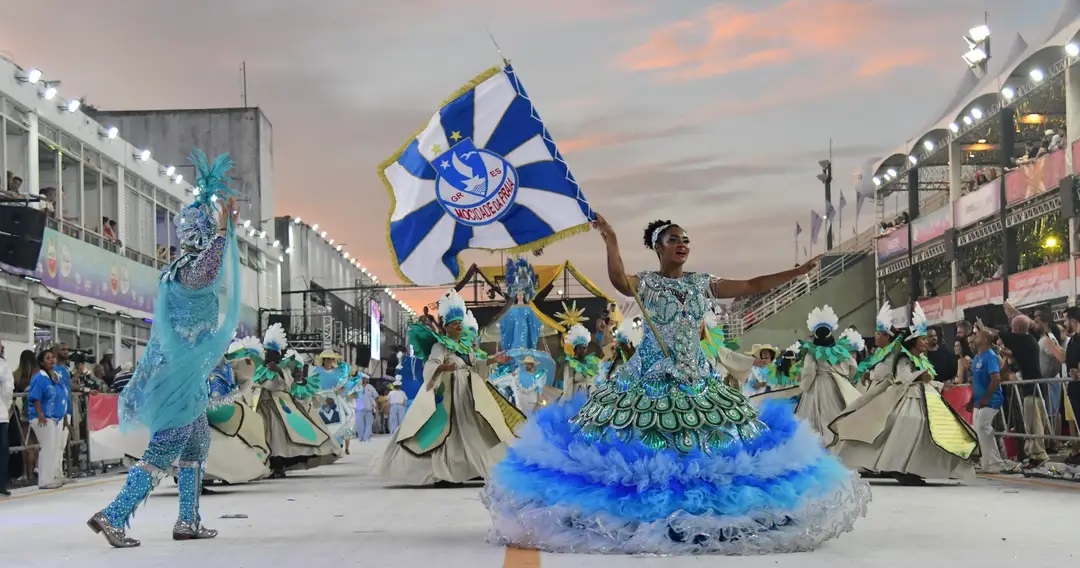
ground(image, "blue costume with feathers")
xmin=482 ymin=271 xmax=870 ymax=555
xmin=90 ymin=150 xmax=240 ymax=548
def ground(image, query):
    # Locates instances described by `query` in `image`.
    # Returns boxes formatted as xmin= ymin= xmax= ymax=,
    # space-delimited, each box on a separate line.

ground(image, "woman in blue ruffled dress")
xmin=482 ymin=216 xmax=870 ymax=555
xmin=88 ymin=151 xmax=241 ymax=548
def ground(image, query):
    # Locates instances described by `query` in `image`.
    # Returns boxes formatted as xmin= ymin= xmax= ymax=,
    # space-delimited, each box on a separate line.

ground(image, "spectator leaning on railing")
xmin=1000 ymin=302 xmax=1050 ymax=468
xmin=1063 ymin=307 xmax=1080 ymax=466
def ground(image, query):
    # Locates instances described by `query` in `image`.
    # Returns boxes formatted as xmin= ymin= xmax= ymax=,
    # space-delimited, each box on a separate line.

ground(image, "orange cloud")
xmin=617 ymin=0 xmax=939 ymax=82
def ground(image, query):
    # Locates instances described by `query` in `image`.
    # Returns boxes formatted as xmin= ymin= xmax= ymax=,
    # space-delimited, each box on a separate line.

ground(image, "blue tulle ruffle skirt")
xmin=481 ymin=396 xmax=871 ymax=555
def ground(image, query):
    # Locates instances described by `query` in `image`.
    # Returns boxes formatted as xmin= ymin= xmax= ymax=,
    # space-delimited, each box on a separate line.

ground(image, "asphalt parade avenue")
xmin=1 ymin=436 xmax=1077 ymax=568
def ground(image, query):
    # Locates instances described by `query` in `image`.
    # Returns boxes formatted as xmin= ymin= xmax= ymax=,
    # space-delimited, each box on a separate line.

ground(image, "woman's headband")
xmin=650 ymin=223 xmax=674 ymax=246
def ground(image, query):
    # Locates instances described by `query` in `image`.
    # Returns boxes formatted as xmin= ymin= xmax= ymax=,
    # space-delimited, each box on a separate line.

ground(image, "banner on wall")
xmin=911 ymin=206 xmax=953 ymax=249
xmin=370 ymin=299 xmax=382 ymax=361
xmin=955 ymin=280 xmax=1004 ymax=311
xmin=32 ymin=228 xmax=160 ymax=315
xmin=876 ymin=225 xmax=909 ymax=263
xmin=1007 ymin=261 xmax=1070 ymax=306
xmin=917 ymin=295 xmax=954 ymax=325
xmin=953 ymin=179 xmax=1000 ymax=228
xmin=1006 ymin=149 xmax=1066 ymax=205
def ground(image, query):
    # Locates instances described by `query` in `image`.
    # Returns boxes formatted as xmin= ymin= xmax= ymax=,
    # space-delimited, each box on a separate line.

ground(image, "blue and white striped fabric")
xmin=380 ymin=65 xmax=593 ymax=285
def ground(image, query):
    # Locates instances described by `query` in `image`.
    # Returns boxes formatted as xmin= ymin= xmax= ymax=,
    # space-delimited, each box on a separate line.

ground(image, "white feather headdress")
xmin=876 ymin=301 xmax=895 ymax=335
xmin=566 ymin=324 xmax=591 ymax=347
xmin=263 ymin=323 xmax=289 ymax=353
xmin=462 ymin=310 xmax=479 ymax=333
xmin=785 ymin=341 xmax=801 ymax=354
xmin=840 ymin=328 xmax=866 ymax=353
xmin=228 ymin=335 xmax=265 ymax=360
xmin=909 ymin=302 xmax=929 ymax=338
xmin=614 ymin=318 xmax=644 ymax=347
xmin=806 ymin=305 xmax=839 ymax=334
xmin=438 ymin=289 xmax=467 ymax=324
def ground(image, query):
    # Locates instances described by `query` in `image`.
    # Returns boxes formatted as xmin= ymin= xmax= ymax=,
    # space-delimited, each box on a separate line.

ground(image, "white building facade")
xmin=0 ymin=56 xmax=280 ymax=367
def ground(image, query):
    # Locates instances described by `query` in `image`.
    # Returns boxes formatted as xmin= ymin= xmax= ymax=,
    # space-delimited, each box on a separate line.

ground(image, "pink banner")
xmin=953 ymin=179 xmax=1000 ymax=227
xmin=955 ymin=280 xmax=1004 ymax=311
xmin=911 ymin=206 xmax=953 ymax=248
xmin=1005 ymin=149 xmax=1065 ymax=205
xmin=917 ymin=295 xmax=954 ymax=324
xmin=88 ymin=393 xmax=119 ymax=432
xmin=876 ymin=224 xmax=909 ymax=263
xmin=1007 ymin=261 xmax=1070 ymax=306
xmin=942 ymin=385 xmax=973 ymax=424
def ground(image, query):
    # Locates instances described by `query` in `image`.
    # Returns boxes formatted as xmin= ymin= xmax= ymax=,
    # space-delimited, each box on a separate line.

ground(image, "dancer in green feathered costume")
xmin=753 ymin=305 xmax=860 ymax=442
xmin=829 ymin=301 xmax=979 ymax=484
xmin=372 ymin=290 xmax=523 ymax=486
xmin=561 ymin=324 xmax=601 ymax=399
xmin=252 ymin=325 xmax=336 ymax=479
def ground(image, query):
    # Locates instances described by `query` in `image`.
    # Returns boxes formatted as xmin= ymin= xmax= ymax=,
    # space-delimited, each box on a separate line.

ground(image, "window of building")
xmin=0 ymin=286 xmax=29 ymax=339
xmin=38 ymin=138 xmax=59 ymax=221
xmin=2 ymin=101 xmax=30 ymax=194
xmin=60 ymin=145 xmax=83 ymax=233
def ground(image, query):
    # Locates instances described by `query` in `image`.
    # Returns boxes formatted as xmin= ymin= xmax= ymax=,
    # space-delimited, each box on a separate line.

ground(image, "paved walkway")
xmin=1 ymin=436 xmax=1078 ymax=568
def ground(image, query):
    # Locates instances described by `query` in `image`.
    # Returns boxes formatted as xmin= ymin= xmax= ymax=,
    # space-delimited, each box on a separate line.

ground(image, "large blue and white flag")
xmin=380 ymin=65 xmax=593 ymax=285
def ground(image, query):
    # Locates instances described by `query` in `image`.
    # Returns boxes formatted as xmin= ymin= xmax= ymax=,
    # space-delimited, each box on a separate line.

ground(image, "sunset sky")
xmin=0 ymin=0 xmax=1061 ymax=308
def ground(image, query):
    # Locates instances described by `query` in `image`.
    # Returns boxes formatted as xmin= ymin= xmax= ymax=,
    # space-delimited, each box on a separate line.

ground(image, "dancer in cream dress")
xmin=373 ymin=290 xmax=524 ymax=486
xmin=829 ymin=302 xmax=979 ymax=484
xmin=754 ymin=305 xmax=861 ymax=440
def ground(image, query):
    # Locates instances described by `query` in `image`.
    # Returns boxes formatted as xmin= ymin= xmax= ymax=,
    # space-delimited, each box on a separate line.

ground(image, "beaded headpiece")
xmin=439 ymin=289 xmax=467 ymax=324
xmin=650 ymin=223 xmax=674 ymax=246
xmin=175 ymin=149 xmax=236 ymax=251
xmin=504 ymin=257 xmax=538 ymax=303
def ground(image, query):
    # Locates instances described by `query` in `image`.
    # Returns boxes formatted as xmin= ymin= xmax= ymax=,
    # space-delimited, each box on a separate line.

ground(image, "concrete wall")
xmin=90 ymin=107 xmax=273 ymax=242
xmin=737 ymin=255 xmax=877 ymax=348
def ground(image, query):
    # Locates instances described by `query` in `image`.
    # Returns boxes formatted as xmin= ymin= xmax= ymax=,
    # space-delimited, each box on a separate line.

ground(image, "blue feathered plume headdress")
xmin=504 ymin=257 xmax=538 ymax=303
xmin=175 ymin=149 xmax=237 ymax=251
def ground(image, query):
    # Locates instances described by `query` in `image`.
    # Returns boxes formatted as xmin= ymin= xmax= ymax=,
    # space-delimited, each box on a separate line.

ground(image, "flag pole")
xmin=486 ymin=27 xmax=510 ymax=65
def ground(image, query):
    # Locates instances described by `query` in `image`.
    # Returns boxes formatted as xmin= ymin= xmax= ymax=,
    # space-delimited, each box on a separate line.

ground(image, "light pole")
xmin=817 ymin=159 xmax=833 ymax=252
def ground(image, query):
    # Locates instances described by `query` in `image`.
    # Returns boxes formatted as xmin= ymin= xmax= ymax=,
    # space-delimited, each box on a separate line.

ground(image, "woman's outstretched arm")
xmin=592 ymin=214 xmax=637 ymax=297
xmin=711 ymin=257 xmax=818 ymax=299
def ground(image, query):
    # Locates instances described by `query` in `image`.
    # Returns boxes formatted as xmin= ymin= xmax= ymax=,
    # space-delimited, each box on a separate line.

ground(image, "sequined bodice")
xmin=572 ymin=271 xmax=762 ymax=454
xmin=612 ymin=272 xmax=713 ymax=388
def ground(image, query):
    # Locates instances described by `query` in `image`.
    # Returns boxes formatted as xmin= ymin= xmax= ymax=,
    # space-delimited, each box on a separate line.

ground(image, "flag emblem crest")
xmin=380 ymin=65 xmax=594 ymax=285
xmin=433 ymin=138 xmax=519 ymax=226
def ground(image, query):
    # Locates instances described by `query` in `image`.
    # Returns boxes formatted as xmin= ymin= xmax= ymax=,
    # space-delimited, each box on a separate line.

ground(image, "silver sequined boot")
xmin=88 ymin=462 xmax=164 ymax=548
xmin=173 ymin=461 xmax=218 ymax=541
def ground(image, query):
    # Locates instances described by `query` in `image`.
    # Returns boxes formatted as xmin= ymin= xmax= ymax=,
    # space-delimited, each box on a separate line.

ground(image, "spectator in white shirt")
xmin=387 ymin=381 xmax=408 ymax=433
xmin=0 ymin=340 xmax=14 ymax=496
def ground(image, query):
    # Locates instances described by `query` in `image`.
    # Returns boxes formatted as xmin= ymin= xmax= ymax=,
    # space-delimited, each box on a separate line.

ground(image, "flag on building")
xmin=838 ymin=191 xmax=847 ymax=213
xmin=810 ymin=210 xmax=823 ymax=244
xmin=795 ymin=222 xmax=802 ymax=238
xmin=824 ymin=200 xmax=836 ymax=222
xmin=380 ymin=65 xmax=594 ymax=285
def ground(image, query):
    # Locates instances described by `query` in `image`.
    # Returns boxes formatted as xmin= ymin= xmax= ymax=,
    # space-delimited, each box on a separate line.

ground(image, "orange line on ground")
xmin=503 ymin=547 xmax=541 ymax=568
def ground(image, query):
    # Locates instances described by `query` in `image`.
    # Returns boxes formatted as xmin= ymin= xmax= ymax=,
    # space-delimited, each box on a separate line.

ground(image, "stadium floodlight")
xmin=963 ymin=115 xmax=973 ymax=125
xmin=1001 ymin=87 xmax=1015 ymax=100
xmin=949 ymin=122 xmax=960 ymax=133
xmin=971 ymin=107 xmax=983 ymax=119
xmin=1067 ymin=43 xmax=1080 ymax=57
xmin=968 ymin=25 xmax=990 ymax=43
xmin=923 ymin=140 xmax=934 ymax=151
xmin=962 ymin=48 xmax=987 ymax=67
xmin=908 ymin=155 xmax=918 ymax=166
xmin=1030 ymin=68 xmax=1045 ymax=82
xmin=18 ymin=68 xmax=42 ymax=84
xmin=872 ymin=177 xmax=882 ymax=187
xmin=886 ymin=168 xmax=897 ymax=177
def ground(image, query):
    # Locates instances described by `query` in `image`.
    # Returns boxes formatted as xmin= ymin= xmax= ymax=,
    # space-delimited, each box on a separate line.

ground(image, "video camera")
xmin=70 ymin=348 xmax=96 ymax=365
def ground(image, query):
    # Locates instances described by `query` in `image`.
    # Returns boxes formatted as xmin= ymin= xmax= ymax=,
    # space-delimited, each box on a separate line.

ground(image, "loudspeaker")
xmin=0 ymin=206 xmax=46 ymax=240
xmin=0 ymin=207 xmax=45 ymax=271
xmin=0 ymin=232 xmax=40 ymax=270
xmin=963 ymin=304 xmax=1009 ymax=329
xmin=355 ymin=344 xmax=372 ymax=367
xmin=266 ymin=313 xmax=290 ymax=332
xmin=943 ymin=228 xmax=957 ymax=263
xmin=1060 ymin=174 xmax=1077 ymax=217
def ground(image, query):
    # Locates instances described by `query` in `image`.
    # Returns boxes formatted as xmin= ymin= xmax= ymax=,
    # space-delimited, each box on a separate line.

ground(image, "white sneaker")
xmin=39 ymin=482 xmax=62 ymax=490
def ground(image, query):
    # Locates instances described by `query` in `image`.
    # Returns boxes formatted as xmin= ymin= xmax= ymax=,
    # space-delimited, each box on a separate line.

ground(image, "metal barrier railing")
xmin=6 ymin=391 xmax=100 ymax=488
xmin=989 ymin=377 xmax=1080 ymax=466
